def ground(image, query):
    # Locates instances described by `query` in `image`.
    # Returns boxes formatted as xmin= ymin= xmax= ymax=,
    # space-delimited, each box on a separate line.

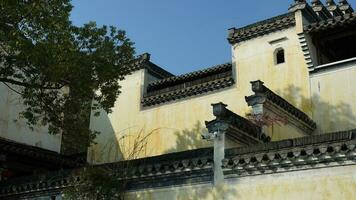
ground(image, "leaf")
xmin=0 ymin=0 xmax=135 ymax=147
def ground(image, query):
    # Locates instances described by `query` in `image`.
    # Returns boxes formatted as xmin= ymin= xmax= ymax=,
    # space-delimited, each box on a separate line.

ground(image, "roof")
xmin=205 ymin=102 xmax=270 ymax=145
xmin=245 ymin=80 xmax=317 ymax=130
xmin=0 ymin=148 xmax=214 ymax=198
xmin=226 ymin=129 xmax=356 ymax=156
xmin=122 ymin=53 xmax=174 ymax=79
xmin=1 ymin=129 xmax=355 ymax=198
xmin=304 ymin=12 xmax=356 ymax=33
xmin=0 ymin=137 xmax=83 ymax=168
xmin=228 ymin=1 xmax=355 ymax=44
xmin=227 ymin=12 xmax=296 ymax=44
xmin=142 ymin=63 xmax=234 ymax=107
xmin=223 ymin=129 xmax=356 ymax=177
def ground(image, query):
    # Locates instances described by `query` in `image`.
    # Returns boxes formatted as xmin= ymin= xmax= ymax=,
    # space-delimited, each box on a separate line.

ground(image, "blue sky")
xmin=70 ymin=0 xmax=356 ymax=75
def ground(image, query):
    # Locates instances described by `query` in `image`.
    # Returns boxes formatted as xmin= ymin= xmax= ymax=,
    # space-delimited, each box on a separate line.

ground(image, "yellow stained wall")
xmin=0 ymin=83 xmax=62 ymax=152
xmin=88 ymin=23 xmax=312 ymax=163
xmin=232 ymin=26 xmax=311 ymax=115
xmin=310 ymin=60 xmax=356 ymax=133
xmin=126 ymin=165 xmax=356 ymax=200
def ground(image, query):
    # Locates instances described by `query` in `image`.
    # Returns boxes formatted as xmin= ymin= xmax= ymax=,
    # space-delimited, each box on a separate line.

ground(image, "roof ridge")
xmin=147 ymin=62 xmax=232 ymax=87
xmin=0 ymin=137 xmax=83 ymax=167
xmin=0 ymin=137 xmax=58 ymax=154
xmin=122 ymin=53 xmax=173 ymax=78
xmin=228 ymin=12 xmax=296 ymax=44
xmin=304 ymin=12 xmax=356 ymax=32
xmin=245 ymin=80 xmax=317 ymax=130
xmin=226 ymin=128 xmax=356 ymax=156
xmin=233 ymin=12 xmax=293 ymax=32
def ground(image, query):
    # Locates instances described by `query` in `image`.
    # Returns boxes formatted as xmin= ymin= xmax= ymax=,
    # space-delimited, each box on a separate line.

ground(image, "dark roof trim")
xmin=0 ymin=137 xmax=81 ymax=168
xmin=227 ymin=12 xmax=296 ymax=44
xmin=245 ymin=80 xmax=317 ymax=130
xmin=223 ymin=129 xmax=356 ymax=177
xmin=142 ymin=63 xmax=234 ymax=107
xmin=122 ymin=53 xmax=174 ymax=79
xmin=289 ymin=1 xmax=320 ymax=23
xmin=0 ymin=148 xmax=214 ymax=197
xmin=2 ymin=130 xmax=356 ymax=197
xmin=205 ymin=103 xmax=270 ymax=144
xmin=226 ymin=129 xmax=356 ymax=156
xmin=304 ymin=12 xmax=356 ymax=33
xmin=147 ymin=62 xmax=232 ymax=89
xmin=311 ymin=0 xmax=333 ymax=20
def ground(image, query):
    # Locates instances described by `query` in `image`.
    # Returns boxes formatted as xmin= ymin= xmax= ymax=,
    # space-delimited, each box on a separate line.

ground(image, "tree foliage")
xmin=0 ymin=0 xmax=135 ymax=146
xmin=63 ymin=166 xmax=124 ymax=200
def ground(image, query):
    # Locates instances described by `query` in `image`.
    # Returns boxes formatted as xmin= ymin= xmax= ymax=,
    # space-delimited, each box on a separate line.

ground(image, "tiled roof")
xmin=227 ymin=12 xmax=296 ymax=44
xmin=122 ymin=53 xmax=174 ymax=79
xmin=205 ymin=103 xmax=270 ymax=145
xmin=1 ymin=130 xmax=356 ymax=198
xmin=304 ymin=12 xmax=356 ymax=33
xmin=0 ymin=148 xmax=214 ymax=198
xmin=245 ymin=80 xmax=317 ymax=130
xmin=0 ymin=137 xmax=82 ymax=168
xmin=223 ymin=129 xmax=356 ymax=177
xmin=142 ymin=63 xmax=234 ymax=107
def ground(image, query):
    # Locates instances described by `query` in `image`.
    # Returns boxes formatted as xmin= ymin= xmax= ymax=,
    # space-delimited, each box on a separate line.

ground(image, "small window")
xmin=275 ymin=48 xmax=285 ymax=65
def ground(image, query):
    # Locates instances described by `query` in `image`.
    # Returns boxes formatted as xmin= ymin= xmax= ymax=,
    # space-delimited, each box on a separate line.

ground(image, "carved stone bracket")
xmin=205 ymin=102 xmax=270 ymax=145
xmin=245 ymin=80 xmax=317 ymax=135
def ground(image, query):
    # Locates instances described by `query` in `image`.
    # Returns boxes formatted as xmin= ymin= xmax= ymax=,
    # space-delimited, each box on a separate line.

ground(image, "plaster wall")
xmin=0 ymin=83 xmax=61 ymax=152
xmin=232 ymin=26 xmax=312 ymax=115
xmin=310 ymin=59 xmax=356 ymax=133
xmin=127 ymin=165 xmax=356 ymax=200
xmin=88 ymin=26 xmax=312 ymax=164
xmin=88 ymin=69 xmax=232 ymax=163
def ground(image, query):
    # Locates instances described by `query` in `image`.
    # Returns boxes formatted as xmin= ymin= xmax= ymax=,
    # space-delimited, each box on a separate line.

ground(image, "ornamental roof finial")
xmin=289 ymin=0 xmax=307 ymax=12
xmin=338 ymin=0 xmax=354 ymax=14
xmin=311 ymin=0 xmax=333 ymax=19
xmin=311 ymin=0 xmax=322 ymax=6
xmin=326 ymin=0 xmax=336 ymax=6
xmin=326 ymin=0 xmax=343 ymax=16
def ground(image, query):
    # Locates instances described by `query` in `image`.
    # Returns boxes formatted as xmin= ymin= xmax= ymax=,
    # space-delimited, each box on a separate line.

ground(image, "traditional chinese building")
xmin=1 ymin=0 xmax=356 ymax=199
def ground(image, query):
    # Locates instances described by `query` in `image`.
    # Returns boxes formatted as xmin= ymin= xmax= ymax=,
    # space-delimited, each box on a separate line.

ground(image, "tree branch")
xmin=0 ymin=77 xmax=65 ymax=89
xmin=2 ymin=82 xmax=24 ymax=95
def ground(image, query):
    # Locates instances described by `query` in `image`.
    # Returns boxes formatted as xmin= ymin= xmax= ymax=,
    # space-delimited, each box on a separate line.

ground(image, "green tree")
xmin=0 ymin=0 xmax=135 ymax=149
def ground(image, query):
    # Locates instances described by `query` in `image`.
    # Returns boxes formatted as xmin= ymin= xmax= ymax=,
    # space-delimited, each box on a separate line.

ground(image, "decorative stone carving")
xmin=205 ymin=102 xmax=270 ymax=145
xmin=338 ymin=0 xmax=354 ymax=14
xmin=245 ymin=80 xmax=316 ymax=135
xmin=326 ymin=0 xmax=343 ymax=16
xmin=223 ymin=130 xmax=356 ymax=177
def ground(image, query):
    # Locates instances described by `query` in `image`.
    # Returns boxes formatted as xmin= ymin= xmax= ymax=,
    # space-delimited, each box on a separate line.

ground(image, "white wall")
xmin=310 ymin=59 xmax=356 ymax=133
xmin=127 ymin=165 xmax=356 ymax=200
xmin=0 ymin=83 xmax=61 ymax=152
xmin=88 ymin=26 xmax=315 ymax=164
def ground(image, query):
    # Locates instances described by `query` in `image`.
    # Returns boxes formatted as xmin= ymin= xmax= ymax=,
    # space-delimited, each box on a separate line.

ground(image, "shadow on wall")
xmin=89 ymin=83 xmax=356 ymax=163
xmin=276 ymin=85 xmax=356 ymax=134
xmin=89 ymin=110 xmax=163 ymax=163
xmin=164 ymin=121 xmax=212 ymax=154
xmin=88 ymin=111 xmax=123 ymax=164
